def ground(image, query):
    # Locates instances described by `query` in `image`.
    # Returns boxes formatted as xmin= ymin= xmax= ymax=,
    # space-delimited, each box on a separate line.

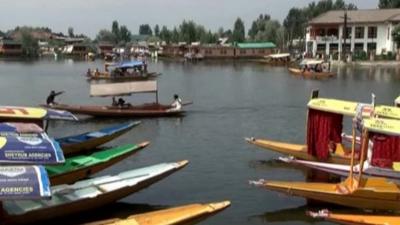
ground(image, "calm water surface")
xmin=1 ymin=58 xmax=400 ymax=225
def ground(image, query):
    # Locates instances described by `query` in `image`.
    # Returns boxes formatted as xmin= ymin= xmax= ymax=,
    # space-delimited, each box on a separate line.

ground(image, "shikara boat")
xmin=246 ymin=94 xmax=400 ymax=165
xmin=250 ymin=117 xmax=400 ymax=211
xmin=308 ymin=210 xmax=400 ymax=225
xmin=89 ymin=201 xmax=231 ymax=225
xmin=56 ymin=121 xmax=140 ymax=155
xmin=280 ymin=156 xmax=400 ymax=180
xmin=263 ymin=53 xmax=291 ymax=65
xmin=44 ymin=80 xmax=188 ymax=117
xmin=87 ymin=61 xmax=160 ymax=81
xmin=288 ymin=67 xmax=335 ymax=78
xmin=46 ymin=142 xmax=149 ymax=185
xmin=288 ymin=59 xmax=336 ymax=78
xmin=2 ymin=160 xmax=189 ymax=224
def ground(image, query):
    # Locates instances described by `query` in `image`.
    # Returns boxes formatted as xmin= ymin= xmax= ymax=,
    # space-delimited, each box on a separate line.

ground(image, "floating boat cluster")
xmin=0 ymin=101 xmax=229 ymax=224
xmin=247 ymin=91 xmax=400 ymax=225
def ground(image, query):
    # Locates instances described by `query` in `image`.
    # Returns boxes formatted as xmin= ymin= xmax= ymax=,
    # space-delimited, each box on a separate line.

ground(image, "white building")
xmin=306 ymin=9 xmax=400 ymax=58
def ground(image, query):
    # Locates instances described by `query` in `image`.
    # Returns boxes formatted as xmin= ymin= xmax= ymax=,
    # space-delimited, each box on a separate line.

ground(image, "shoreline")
xmin=331 ymin=60 xmax=400 ymax=67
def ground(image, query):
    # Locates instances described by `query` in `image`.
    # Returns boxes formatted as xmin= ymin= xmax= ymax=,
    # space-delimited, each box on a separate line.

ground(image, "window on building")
xmin=368 ymin=27 xmax=377 ymax=39
xmin=258 ymin=49 xmax=265 ymax=54
xmin=388 ymin=26 xmax=390 ymax=40
xmin=367 ymin=42 xmax=377 ymax=52
xmin=317 ymin=44 xmax=326 ymax=52
xmin=327 ymin=28 xmax=339 ymax=38
xmin=342 ymin=27 xmax=352 ymax=39
xmin=240 ymin=50 xmax=246 ymax=54
xmin=354 ymin=43 xmax=364 ymax=51
xmin=329 ymin=43 xmax=338 ymax=53
xmin=220 ymin=49 xmax=227 ymax=55
xmin=317 ymin=28 xmax=326 ymax=36
xmin=355 ymin=27 xmax=364 ymax=39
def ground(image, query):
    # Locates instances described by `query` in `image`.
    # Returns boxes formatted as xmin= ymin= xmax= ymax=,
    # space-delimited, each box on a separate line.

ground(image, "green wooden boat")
xmin=46 ymin=142 xmax=149 ymax=185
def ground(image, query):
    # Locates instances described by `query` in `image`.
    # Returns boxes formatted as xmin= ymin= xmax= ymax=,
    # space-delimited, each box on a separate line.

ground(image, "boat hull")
xmin=281 ymin=157 xmax=400 ymax=180
xmin=246 ymin=138 xmax=353 ymax=165
xmin=47 ymin=142 xmax=149 ymax=185
xmin=89 ymin=201 xmax=231 ymax=225
xmin=43 ymin=104 xmax=185 ymax=118
xmin=3 ymin=161 xmax=188 ymax=224
xmin=323 ymin=213 xmax=400 ymax=225
xmin=57 ymin=122 xmax=139 ymax=155
xmin=257 ymin=177 xmax=400 ymax=210
xmin=87 ymin=72 xmax=159 ymax=81
xmin=288 ymin=68 xmax=335 ymax=78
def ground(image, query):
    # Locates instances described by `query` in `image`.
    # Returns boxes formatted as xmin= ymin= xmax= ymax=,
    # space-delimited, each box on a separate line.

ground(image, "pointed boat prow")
xmin=207 ymin=201 xmax=231 ymax=212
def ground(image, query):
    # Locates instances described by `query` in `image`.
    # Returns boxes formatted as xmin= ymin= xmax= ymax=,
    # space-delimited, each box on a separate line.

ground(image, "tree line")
xmin=1 ymin=0 xmax=400 ymax=57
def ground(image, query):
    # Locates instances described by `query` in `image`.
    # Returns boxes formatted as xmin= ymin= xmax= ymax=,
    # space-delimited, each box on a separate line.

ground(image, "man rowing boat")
xmin=46 ymin=90 xmax=64 ymax=105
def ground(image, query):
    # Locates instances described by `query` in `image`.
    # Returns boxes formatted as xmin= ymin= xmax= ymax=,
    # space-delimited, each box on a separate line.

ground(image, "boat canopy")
xmin=114 ymin=60 xmax=144 ymax=69
xmin=300 ymin=59 xmax=324 ymax=65
xmin=375 ymin=105 xmax=400 ymax=119
xmin=363 ymin=118 xmax=400 ymax=136
xmin=266 ymin=53 xmax=290 ymax=59
xmin=0 ymin=106 xmax=77 ymax=121
xmin=90 ymin=80 xmax=157 ymax=97
xmin=0 ymin=134 xmax=65 ymax=164
xmin=395 ymin=96 xmax=400 ymax=106
xmin=0 ymin=165 xmax=51 ymax=200
xmin=308 ymin=98 xmax=372 ymax=117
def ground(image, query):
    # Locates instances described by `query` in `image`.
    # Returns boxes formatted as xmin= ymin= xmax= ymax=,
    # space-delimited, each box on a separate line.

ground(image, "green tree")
xmin=159 ymin=26 xmax=171 ymax=43
xmin=20 ymin=30 xmax=39 ymax=57
xmin=96 ymin=29 xmax=117 ymax=43
xmin=139 ymin=24 xmax=153 ymax=35
xmin=111 ymin=20 xmax=119 ymax=42
xmin=284 ymin=8 xmax=307 ymax=46
xmin=232 ymin=17 xmax=245 ymax=42
xmin=171 ymin=27 xmax=180 ymax=43
xmin=68 ymin=27 xmax=74 ymax=37
xmin=392 ymin=25 xmax=400 ymax=48
xmin=379 ymin=0 xmax=400 ymax=8
xmin=119 ymin=25 xmax=131 ymax=43
xmin=154 ymin=24 xmax=160 ymax=37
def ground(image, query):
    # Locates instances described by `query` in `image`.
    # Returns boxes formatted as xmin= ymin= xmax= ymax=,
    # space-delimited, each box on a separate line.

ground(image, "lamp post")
xmin=340 ymin=10 xmax=351 ymax=62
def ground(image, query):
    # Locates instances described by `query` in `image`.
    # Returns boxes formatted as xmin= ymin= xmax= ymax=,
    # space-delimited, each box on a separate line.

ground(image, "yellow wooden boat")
xmin=245 ymin=138 xmax=353 ymax=165
xmin=254 ymin=176 xmax=400 ymax=210
xmin=246 ymin=96 xmax=400 ymax=165
xmin=251 ymin=117 xmax=400 ymax=210
xmin=308 ymin=210 xmax=400 ymax=225
xmin=88 ymin=201 xmax=231 ymax=225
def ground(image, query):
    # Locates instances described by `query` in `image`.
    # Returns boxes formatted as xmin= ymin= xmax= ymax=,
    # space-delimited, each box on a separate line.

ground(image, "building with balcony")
xmin=306 ymin=9 xmax=400 ymax=58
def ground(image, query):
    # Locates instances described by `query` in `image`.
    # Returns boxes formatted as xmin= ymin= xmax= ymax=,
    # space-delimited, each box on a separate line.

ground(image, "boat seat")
xmin=334 ymin=143 xmax=350 ymax=156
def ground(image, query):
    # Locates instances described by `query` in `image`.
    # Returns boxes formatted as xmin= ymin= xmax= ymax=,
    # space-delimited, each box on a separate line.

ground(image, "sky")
xmin=0 ymin=0 xmax=378 ymax=38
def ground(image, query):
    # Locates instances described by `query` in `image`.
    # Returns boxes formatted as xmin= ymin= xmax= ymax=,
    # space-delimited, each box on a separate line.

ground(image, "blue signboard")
xmin=0 ymin=135 xmax=65 ymax=164
xmin=0 ymin=165 xmax=51 ymax=200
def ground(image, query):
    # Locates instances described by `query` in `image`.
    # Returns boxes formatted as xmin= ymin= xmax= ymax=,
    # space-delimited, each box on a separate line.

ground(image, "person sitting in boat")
xmin=86 ymin=68 xmax=91 ymax=77
xmin=46 ymin=90 xmax=64 ymax=105
xmin=170 ymin=94 xmax=182 ymax=111
xmin=95 ymin=68 xmax=100 ymax=77
xmin=112 ymin=97 xmax=118 ymax=106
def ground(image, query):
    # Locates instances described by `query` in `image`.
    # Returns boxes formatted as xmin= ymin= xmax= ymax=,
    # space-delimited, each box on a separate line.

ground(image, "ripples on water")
xmin=1 ymin=58 xmax=400 ymax=225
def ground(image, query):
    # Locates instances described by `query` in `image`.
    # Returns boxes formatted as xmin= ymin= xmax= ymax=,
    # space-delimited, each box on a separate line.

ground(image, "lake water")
xmin=1 ymin=58 xmax=400 ymax=225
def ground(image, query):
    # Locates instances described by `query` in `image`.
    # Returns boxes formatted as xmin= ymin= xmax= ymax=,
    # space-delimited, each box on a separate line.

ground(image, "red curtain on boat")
xmin=370 ymin=132 xmax=400 ymax=168
xmin=307 ymin=109 xmax=343 ymax=161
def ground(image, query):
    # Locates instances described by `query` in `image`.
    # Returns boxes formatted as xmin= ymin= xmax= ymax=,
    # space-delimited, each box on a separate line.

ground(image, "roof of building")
xmin=0 ymin=39 xmax=22 ymax=45
xmin=236 ymin=42 xmax=276 ymax=49
xmin=309 ymin=9 xmax=400 ymax=25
